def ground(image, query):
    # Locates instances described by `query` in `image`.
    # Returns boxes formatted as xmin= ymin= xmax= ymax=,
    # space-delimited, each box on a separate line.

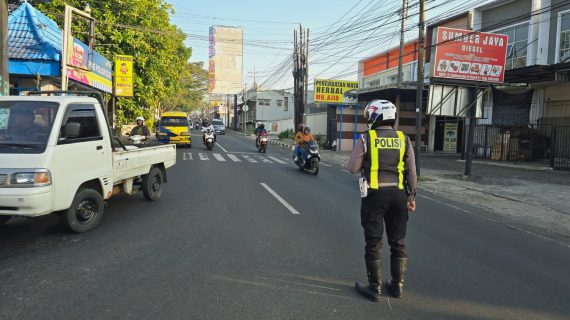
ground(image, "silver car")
xmin=212 ymin=119 xmax=225 ymax=135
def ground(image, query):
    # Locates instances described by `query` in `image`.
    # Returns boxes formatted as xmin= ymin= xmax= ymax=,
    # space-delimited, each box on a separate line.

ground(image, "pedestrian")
xmin=347 ymin=99 xmax=417 ymax=301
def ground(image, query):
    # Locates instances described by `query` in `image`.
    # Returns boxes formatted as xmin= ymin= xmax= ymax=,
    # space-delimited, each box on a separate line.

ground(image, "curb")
xmin=456 ymin=159 xmax=554 ymax=172
xmin=269 ymin=139 xmax=294 ymax=150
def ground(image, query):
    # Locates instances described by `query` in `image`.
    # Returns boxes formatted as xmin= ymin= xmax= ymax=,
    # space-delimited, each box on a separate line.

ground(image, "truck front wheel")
xmin=0 ymin=216 xmax=12 ymax=225
xmin=61 ymin=189 xmax=104 ymax=233
xmin=142 ymin=167 xmax=164 ymax=201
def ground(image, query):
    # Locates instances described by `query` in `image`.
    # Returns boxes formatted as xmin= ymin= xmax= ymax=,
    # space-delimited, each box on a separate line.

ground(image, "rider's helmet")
xmin=202 ymin=119 xmax=211 ymax=127
xmin=363 ymin=99 xmax=396 ymax=129
xmin=259 ymin=123 xmax=265 ymax=129
xmin=303 ymin=126 xmax=311 ymax=134
xmin=297 ymin=123 xmax=305 ymax=132
xmin=136 ymin=116 xmax=144 ymax=124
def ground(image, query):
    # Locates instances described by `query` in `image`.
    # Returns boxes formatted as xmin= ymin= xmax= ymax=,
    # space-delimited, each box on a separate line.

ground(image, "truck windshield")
xmin=0 ymin=101 xmax=59 ymax=154
xmin=161 ymin=117 xmax=189 ymax=127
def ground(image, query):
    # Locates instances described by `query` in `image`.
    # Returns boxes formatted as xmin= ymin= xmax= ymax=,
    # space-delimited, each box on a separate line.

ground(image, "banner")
xmin=67 ymin=37 xmax=113 ymax=93
xmin=432 ymin=27 xmax=508 ymax=83
xmin=208 ymin=26 xmax=216 ymax=94
xmin=313 ymin=79 xmax=359 ymax=104
xmin=114 ymin=55 xmax=133 ymax=97
xmin=0 ymin=0 xmax=8 ymax=96
xmin=443 ymin=122 xmax=458 ymax=152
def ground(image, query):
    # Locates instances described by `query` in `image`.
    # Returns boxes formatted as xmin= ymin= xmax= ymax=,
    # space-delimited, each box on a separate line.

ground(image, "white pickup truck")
xmin=0 ymin=94 xmax=176 ymax=233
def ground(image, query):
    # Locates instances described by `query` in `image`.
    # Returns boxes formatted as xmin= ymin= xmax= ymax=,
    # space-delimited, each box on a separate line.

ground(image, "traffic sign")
xmin=242 ymin=105 xmax=249 ymax=112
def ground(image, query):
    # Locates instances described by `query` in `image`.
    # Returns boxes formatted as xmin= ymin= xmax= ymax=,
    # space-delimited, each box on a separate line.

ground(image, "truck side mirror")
xmin=64 ymin=122 xmax=81 ymax=139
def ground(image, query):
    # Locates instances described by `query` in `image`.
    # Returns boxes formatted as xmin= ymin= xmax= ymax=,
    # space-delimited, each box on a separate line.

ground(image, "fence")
xmin=553 ymin=126 xmax=570 ymax=170
xmin=467 ymin=124 xmax=570 ymax=170
xmin=470 ymin=124 xmax=553 ymax=162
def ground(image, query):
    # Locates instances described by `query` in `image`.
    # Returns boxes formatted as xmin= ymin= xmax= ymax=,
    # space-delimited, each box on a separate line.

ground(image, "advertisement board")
xmin=443 ymin=122 xmax=458 ymax=152
xmin=114 ymin=55 xmax=133 ymax=97
xmin=0 ymin=0 xmax=8 ymax=96
xmin=67 ymin=37 xmax=113 ymax=93
xmin=208 ymin=26 xmax=216 ymax=94
xmin=313 ymin=79 xmax=359 ymax=104
xmin=432 ymin=27 xmax=508 ymax=83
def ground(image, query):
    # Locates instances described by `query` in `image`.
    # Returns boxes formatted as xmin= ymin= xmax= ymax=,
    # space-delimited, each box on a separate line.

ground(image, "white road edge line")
xmin=260 ymin=183 xmax=300 ymax=215
xmin=216 ymin=142 xmax=229 ymax=153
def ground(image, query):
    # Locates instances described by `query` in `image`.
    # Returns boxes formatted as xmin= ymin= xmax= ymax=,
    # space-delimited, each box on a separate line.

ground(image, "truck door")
xmin=53 ymin=104 xmax=111 ymax=210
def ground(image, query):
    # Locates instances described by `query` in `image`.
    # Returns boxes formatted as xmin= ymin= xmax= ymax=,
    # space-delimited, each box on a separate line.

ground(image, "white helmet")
xmin=363 ymin=99 xmax=396 ymax=128
xmin=136 ymin=116 xmax=144 ymax=122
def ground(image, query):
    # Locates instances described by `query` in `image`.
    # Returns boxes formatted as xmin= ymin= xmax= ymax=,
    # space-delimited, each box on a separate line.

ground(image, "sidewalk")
xmin=269 ymin=137 xmax=570 ymax=238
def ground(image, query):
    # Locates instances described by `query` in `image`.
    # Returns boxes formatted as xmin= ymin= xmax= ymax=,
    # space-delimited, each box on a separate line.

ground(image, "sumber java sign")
xmin=114 ymin=55 xmax=133 ymax=97
xmin=432 ymin=27 xmax=508 ymax=83
xmin=313 ymin=79 xmax=359 ymax=104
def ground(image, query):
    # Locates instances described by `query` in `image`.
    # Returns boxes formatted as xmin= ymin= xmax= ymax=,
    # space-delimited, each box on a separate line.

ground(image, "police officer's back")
xmin=347 ymin=99 xmax=417 ymax=301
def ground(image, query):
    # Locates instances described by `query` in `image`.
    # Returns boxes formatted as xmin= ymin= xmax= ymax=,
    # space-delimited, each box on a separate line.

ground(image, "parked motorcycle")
xmin=257 ymin=132 xmax=269 ymax=153
xmin=294 ymin=140 xmax=320 ymax=175
xmin=203 ymin=129 xmax=215 ymax=150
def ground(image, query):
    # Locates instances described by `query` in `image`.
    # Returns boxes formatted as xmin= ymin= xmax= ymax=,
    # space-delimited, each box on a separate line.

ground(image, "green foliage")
xmin=278 ymin=129 xmax=295 ymax=140
xmin=35 ymin=0 xmax=207 ymax=127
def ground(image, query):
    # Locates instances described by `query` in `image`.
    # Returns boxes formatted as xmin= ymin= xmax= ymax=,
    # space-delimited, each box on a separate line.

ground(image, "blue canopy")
xmin=8 ymin=2 xmax=62 ymax=77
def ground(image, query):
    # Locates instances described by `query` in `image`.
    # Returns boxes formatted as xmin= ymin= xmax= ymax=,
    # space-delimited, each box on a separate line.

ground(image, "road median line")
xmin=260 ymin=183 xmax=300 ymax=215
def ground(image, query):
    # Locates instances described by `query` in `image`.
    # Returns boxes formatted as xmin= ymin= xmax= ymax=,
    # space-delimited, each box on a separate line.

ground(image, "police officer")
xmin=347 ymin=99 xmax=417 ymax=301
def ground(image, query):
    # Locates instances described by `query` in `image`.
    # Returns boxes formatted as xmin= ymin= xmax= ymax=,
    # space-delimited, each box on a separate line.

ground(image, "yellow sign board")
xmin=313 ymin=79 xmax=359 ymax=104
xmin=443 ymin=122 xmax=458 ymax=153
xmin=114 ymin=55 xmax=133 ymax=97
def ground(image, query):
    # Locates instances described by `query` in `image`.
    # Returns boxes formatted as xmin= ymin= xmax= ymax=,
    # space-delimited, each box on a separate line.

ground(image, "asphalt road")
xmin=1 ymin=131 xmax=569 ymax=320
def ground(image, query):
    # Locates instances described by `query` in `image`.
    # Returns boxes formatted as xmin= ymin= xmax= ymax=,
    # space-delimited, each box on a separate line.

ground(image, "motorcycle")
xmin=128 ymin=134 xmax=147 ymax=145
xmin=257 ymin=132 xmax=268 ymax=153
xmin=294 ymin=140 xmax=320 ymax=175
xmin=203 ymin=129 xmax=215 ymax=150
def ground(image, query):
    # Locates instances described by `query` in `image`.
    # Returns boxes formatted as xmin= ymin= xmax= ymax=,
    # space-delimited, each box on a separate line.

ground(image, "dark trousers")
xmin=360 ymin=188 xmax=409 ymax=261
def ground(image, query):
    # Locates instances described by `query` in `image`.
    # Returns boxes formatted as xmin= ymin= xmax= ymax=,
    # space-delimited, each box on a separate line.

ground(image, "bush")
xmin=278 ymin=129 xmax=295 ymax=140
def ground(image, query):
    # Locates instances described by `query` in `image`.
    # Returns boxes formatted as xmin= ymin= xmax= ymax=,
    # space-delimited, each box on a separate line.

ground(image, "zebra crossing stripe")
xmin=213 ymin=153 xmax=226 ymax=162
xmin=199 ymin=153 xmax=209 ymax=161
xmin=182 ymin=152 xmax=193 ymax=160
xmin=242 ymin=155 xmax=258 ymax=163
xmin=267 ymin=156 xmax=286 ymax=164
xmin=259 ymin=157 xmax=273 ymax=164
xmin=227 ymin=154 xmax=241 ymax=162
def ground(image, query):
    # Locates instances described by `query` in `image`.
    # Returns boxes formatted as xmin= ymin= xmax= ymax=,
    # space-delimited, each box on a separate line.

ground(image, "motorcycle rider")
xmin=130 ymin=116 xmax=150 ymax=140
xmin=296 ymin=126 xmax=315 ymax=165
xmin=255 ymin=123 xmax=267 ymax=148
xmin=201 ymin=119 xmax=215 ymax=144
xmin=293 ymin=123 xmax=305 ymax=162
xmin=347 ymin=99 xmax=417 ymax=301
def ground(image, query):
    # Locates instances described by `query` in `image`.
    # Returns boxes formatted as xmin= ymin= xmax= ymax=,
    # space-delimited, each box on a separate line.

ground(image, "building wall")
xmin=362 ymin=41 xmax=418 ymax=78
xmin=480 ymin=0 xmax=532 ymax=31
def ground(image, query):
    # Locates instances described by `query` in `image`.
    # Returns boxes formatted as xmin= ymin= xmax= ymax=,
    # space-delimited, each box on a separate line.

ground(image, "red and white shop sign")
xmin=432 ymin=27 xmax=508 ymax=83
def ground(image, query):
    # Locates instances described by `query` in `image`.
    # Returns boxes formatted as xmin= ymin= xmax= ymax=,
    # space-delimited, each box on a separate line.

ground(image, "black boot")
xmin=387 ymin=257 xmax=407 ymax=298
xmin=355 ymin=260 xmax=382 ymax=302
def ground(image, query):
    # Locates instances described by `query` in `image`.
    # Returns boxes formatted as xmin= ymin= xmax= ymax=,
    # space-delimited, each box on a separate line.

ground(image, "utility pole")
xmin=414 ymin=0 xmax=425 ymax=176
xmin=396 ymin=0 xmax=408 ymax=129
xmin=293 ymin=25 xmax=309 ymax=130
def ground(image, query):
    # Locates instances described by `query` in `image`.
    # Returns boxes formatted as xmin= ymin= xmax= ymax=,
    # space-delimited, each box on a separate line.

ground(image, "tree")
xmin=31 ymin=0 xmax=205 ymax=127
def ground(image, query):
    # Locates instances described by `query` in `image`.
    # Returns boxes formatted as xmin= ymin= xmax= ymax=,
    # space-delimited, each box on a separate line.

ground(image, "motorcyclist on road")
xmin=293 ymin=123 xmax=305 ymax=162
xmin=130 ymin=116 xmax=150 ymax=140
xmin=255 ymin=123 xmax=268 ymax=148
xmin=201 ymin=119 xmax=215 ymax=144
xmin=296 ymin=127 xmax=315 ymax=164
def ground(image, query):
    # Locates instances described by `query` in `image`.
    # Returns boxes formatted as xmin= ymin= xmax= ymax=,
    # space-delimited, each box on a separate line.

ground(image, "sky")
xmin=166 ymin=0 xmax=489 ymax=90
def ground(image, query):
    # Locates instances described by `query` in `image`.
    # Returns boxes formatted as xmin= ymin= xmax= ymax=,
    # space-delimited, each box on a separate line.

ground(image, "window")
xmin=160 ymin=117 xmax=189 ymax=127
xmin=367 ymin=79 xmax=380 ymax=87
xmin=258 ymin=99 xmax=271 ymax=106
xmin=59 ymin=106 xmax=101 ymax=143
xmin=276 ymin=100 xmax=283 ymax=107
xmin=385 ymin=74 xmax=397 ymax=84
xmin=497 ymin=24 xmax=528 ymax=69
xmin=559 ymin=12 xmax=570 ymax=62
xmin=284 ymin=97 xmax=289 ymax=111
